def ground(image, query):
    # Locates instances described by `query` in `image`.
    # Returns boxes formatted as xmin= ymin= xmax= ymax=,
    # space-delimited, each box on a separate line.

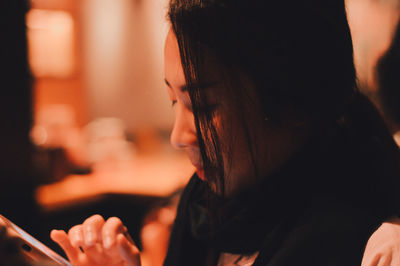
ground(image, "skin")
xmin=51 ymin=215 xmax=140 ymax=265
xmin=51 ymin=28 xmax=307 ymax=265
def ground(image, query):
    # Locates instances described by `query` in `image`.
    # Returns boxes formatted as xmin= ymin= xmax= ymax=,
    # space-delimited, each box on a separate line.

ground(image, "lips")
xmin=184 ymin=150 xmax=206 ymax=180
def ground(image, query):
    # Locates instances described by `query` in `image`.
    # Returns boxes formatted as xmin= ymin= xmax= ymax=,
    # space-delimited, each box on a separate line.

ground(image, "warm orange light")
xmin=26 ymin=9 xmax=75 ymax=78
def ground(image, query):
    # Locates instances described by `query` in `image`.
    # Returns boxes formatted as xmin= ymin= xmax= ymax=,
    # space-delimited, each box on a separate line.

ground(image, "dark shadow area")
xmin=376 ymin=19 xmax=400 ymax=133
xmin=0 ymin=0 xmax=42 ymax=237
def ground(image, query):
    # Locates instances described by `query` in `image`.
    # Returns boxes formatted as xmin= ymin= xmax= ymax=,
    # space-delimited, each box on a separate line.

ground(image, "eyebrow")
xmin=164 ymin=78 xmax=218 ymax=92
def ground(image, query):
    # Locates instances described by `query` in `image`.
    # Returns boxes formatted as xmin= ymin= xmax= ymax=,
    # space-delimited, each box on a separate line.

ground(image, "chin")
xmin=196 ymin=168 xmax=206 ymax=181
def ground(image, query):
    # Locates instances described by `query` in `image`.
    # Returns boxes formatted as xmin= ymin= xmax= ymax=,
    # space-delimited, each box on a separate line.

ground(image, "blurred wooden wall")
xmin=29 ymin=0 xmax=87 ymax=127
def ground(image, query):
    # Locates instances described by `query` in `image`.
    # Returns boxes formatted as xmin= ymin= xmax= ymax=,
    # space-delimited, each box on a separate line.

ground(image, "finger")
xmin=101 ymin=217 xmax=126 ymax=250
xmin=79 ymin=215 xmax=106 ymax=263
xmin=116 ymin=233 xmax=140 ymax=266
xmin=82 ymin=214 xmax=105 ymax=247
xmin=68 ymin=225 xmax=84 ymax=249
xmin=51 ymin=229 xmax=78 ymax=262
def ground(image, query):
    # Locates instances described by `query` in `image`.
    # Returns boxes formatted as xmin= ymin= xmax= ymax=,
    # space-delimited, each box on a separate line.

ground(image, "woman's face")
xmin=164 ymin=29 xmax=205 ymax=179
xmin=164 ymin=28 xmax=304 ymax=195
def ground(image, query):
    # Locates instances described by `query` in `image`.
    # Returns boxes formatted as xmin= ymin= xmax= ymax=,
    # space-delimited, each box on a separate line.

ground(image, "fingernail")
xmin=104 ymin=236 xmax=112 ymax=249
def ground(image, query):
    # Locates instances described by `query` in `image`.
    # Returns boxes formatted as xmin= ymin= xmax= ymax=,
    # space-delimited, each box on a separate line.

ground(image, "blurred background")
xmin=0 ymin=0 xmax=399 ymax=265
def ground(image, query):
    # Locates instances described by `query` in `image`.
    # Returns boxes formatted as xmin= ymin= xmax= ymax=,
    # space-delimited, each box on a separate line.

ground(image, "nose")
xmin=170 ymin=106 xmax=198 ymax=150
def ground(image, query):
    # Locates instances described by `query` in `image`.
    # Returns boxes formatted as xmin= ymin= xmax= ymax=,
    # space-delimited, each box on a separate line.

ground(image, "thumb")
xmin=116 ymin=233 xmax=141 ymax=266
xmin=50 ymin=229 xmax=78 ymax=262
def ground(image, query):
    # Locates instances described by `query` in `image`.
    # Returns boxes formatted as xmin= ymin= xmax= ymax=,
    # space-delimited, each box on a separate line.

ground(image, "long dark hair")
xmin=377 ymin=19 xmax=400 ymax=128
xmin=167 ymin=0 xmax=400 ymax=208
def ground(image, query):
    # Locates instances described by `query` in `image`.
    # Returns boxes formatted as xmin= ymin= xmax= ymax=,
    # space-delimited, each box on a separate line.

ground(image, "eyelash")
xmin=171 ymin=100 xmax=218 ymax=116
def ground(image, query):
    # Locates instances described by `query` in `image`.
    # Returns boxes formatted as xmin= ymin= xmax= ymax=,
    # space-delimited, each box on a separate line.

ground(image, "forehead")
xmin=164 ymin=29 xmax=180 ymax=62
xmin=164 ymin=29 xmax=185 ymax=86
xmin=163 ymin=28 xmax=246 ymax=102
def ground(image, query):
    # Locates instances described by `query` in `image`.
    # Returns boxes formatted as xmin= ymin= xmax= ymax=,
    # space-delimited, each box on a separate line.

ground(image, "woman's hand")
xmin=51 ymin=215 xmax=141 ymax=266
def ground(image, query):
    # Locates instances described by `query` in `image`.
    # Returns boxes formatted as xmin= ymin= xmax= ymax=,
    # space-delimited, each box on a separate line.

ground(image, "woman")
xmin=51 ymin=0 xmax=400 ymax=265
